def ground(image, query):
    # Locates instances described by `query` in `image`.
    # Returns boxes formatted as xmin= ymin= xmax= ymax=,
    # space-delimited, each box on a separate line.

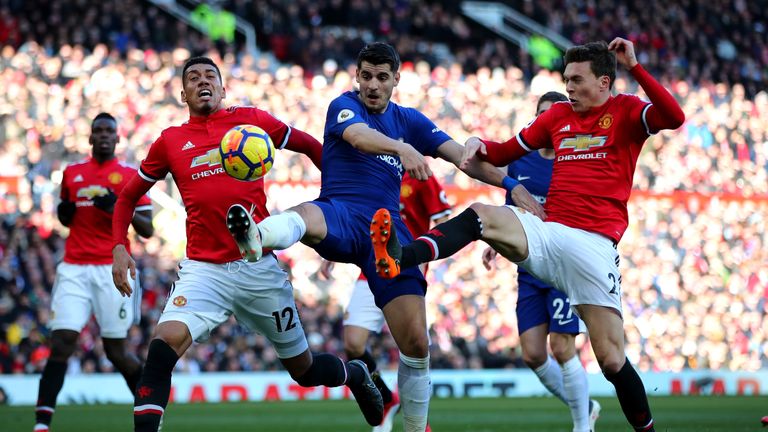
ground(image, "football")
xmin=219 ymin=124 xmax=275 ymax=181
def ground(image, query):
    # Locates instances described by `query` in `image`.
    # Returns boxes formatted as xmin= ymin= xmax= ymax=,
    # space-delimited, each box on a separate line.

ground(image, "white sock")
xmin=561 ymin=355 xmax=590 ymax=432
xmin=256 ymin=211 xmax=306 ymax=249
xmin=398 ymin=353 xmax=430 ymax=432
xmin=533 ymin=356 xmax=567 ymax=404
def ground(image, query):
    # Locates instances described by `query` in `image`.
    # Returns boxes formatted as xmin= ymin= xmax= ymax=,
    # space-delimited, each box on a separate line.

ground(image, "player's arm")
xmin=112 ymin=174 xmax=153 ymax=297
xmin=130 ymin=209 xmax=154 ymax=239
xmin=57 ymin=171 xmax=76 ymax=227
xmin=609 ymin=37 xmax=685 ymax=131
xmin=282 ymin=127 xmax=323 ymax=170
xmin=343 ymin=123 xmax=431 ymax=180
xmin=436 ymin=140 xmax=546 ymax=219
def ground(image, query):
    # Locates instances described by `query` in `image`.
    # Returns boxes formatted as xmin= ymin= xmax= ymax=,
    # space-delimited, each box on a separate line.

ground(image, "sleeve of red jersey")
xmin=246 ymin=107 xmax=323 ymax=170
xmin=630 ymin=64 xmax=686 ymax=134
xmin=422 ymin=176 xmax=452 ymax=218
xmin=479 ymin=111 xmax=552 ymax=166
xmin=113 ymin=174 xmax=153 ymax=247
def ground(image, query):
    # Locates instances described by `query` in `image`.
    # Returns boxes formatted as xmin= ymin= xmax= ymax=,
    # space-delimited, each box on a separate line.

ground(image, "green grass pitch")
xmin=3 ymin=395 xmax=764 ymax=431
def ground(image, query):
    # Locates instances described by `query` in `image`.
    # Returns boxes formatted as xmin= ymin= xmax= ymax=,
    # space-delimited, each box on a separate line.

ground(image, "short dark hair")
xmin=357 ymin=42 xmax=400 ymax=73
xmin=537 ymin=91 xmax=568 ymax=112
xmin=182 ymin=56 xmax=223 ymax=84
xmin=564 ymin=41 xmax=616 ymax=89
xmin=92 ymin=112 xmax=116 ymax=128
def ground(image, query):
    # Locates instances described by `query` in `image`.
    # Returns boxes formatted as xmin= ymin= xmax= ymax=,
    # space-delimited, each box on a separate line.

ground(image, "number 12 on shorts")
xmin=272 ymin=307 xmax=298 ymax=332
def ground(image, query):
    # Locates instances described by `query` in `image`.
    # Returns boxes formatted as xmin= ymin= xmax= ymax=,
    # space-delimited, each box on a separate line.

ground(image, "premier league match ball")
xmin=219 ymin=124 xmax=275 ymax=181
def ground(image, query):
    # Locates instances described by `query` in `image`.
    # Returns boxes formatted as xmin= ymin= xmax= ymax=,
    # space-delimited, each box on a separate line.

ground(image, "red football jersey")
xmin=61 ymin=158 xmax=152 ymax=264
xmin=517 ymin=94 xmax=651 ymax=242
xmin=399 ymin=173 xmax=452 ymax=237
xmin=138 ymin=106 xmax=292 ymax=263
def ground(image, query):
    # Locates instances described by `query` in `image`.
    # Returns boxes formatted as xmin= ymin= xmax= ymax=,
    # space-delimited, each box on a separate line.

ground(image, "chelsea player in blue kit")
xmin=225 ymin=42 xmax=542 ymax=432
xmin=482 ymin=92 xmax=600 ymax=432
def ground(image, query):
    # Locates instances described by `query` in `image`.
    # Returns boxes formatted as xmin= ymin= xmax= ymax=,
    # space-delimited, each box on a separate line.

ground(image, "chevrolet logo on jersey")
xmin=559 ymin=135 xmax=607 ymax=152
xmin=190 ymin=149 xmax=222 ymax=168
xmin=76 ymin=185 xmax=110 ymax=199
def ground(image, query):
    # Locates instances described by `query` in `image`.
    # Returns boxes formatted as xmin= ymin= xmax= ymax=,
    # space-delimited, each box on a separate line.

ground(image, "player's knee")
xmin=596 ymin=352 xmax=624 ymax=375
xmin=343 ymin=341 xmax=366 ymax=359
xmin=550 ymin=342 xmax=575 ymax=364
xmin=49 ymin=330 xmax=78 ymax=360
xmin=522 ymin=350 xmax=548 ymax=369
xmin=396 ymin=332 xmax=429 ymax=358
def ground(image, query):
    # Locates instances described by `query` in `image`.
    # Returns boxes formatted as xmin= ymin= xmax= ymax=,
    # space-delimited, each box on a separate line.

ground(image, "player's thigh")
xmin=232 ymin=255 xmax=309 ymax=359
xmin=50 ymin=262 xmax=92 ymax=332
xmin=574 ymin=304 xmax=625 ymax=372
xmin=91 ymin=264 xmax=134 ymax=338
xmin=519 ymin=324 xmax=550 ymax=366
xmin=471 ymin=203 xmax=529 ymax=262
xmin=310 ymin=199 xmax=359 ymax=263
xmin=382 ymin=294 xmax=429 ymax=357
xmin=344 ymin=279 xmax=386 ymax=333
xmin=549 ymin=225 xmax=623 ymax=313
xmin=159 ymin=259 xmax=235 ymax=343
xmin=289 ymin=201 xmax=327 ymax=245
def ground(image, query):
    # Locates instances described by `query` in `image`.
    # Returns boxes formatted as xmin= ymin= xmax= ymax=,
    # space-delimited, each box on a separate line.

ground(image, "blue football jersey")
xmin=504 ymin=150 xmax=553 ymax=206
xmin=321 ymin=91 xmax=451 ymax=211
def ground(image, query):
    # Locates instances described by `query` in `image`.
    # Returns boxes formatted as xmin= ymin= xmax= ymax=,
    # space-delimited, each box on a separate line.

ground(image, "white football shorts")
xmin=50 ymin=262 xmax=136 ymax=338
xmin=159 ymin=254 xmax=308 ymax=358
xmin=343 ymin=279 xmax=386 ymax=333
xmin=507 ymin=206 xmax=623 ymax=315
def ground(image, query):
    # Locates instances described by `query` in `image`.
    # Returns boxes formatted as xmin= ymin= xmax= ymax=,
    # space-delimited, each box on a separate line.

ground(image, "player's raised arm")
xmin=436 ymin=139 xmax=546 ymax=219
xmin=608 ymin=37 xmax=685 ymax=132
xmin=282 ymin=126 xmax=324 ymax=170
xmin=343 ymin=122 xmax=432 ymax=180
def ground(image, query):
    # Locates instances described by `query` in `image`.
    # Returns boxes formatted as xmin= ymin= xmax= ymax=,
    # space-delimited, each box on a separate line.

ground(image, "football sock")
xmin=134 ymin=339 xmax=179 ymax=432
xmin=533 ymin=356 xmax=567 ymax=404
xmin=398 ymin=353 xmax=430 ymax=432
xmin=561 ymin=356 xmax=590 ymax=432
xmin=121 ymin=365 xmax=143 ymax=395
xmin=604 ymin=358 xmax=655 ymax=432
xmin=350 ymin=350 xmax=393 ymax=405
xmin=295 ymin=354 xmax=347 ymax=387
xmin=35 ymin=359 xmax=67 ymax=428
xmin=257 ymin=211 xmax=306 ymax=249
xmin=401 ymin=208 xmax=483 ymax=268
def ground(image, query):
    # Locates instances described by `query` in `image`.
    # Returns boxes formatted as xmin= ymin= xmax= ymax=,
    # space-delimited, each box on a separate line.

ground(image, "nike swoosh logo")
xmin=557 ymin=319 xmax=574 ymax=325
xmin=517 ymin=175 xmax=531 ymax=181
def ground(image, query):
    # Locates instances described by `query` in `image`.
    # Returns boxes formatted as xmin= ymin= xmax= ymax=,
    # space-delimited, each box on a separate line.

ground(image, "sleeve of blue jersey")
xmin=325 ymin=95 xmax=367 ymax=139
xmin=404 ymin=108 xmax=451 ymax=157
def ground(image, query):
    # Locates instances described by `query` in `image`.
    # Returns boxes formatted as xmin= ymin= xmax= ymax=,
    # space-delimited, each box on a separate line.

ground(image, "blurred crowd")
xmin=0 ymin=0 xmax=766 ymax=377
xmin=2 ymin=0 xmax=766 ymax=94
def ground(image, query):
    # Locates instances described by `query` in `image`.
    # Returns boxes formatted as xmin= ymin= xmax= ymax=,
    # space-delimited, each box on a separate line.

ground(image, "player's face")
xmin=181 ymin=64 xmax=225 ymax=116
xmin=356 ymin=61 xmax=399 ymax=113
xmin=563 ymin=61 xmax=610 ymax=112
xmin=89 ymin=118 xmax=118 ymax=159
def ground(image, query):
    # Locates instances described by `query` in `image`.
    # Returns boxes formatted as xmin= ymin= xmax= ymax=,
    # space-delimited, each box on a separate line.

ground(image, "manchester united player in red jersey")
xmin=371 ymin=38 xmax=685 ymax=432
xmin=110 ymin=57 xmax=383 ymax=432
xmin=321 ymin=173 xmax=450 ymax=432
xmin=34 ymin=113 xmax=154 ymax=432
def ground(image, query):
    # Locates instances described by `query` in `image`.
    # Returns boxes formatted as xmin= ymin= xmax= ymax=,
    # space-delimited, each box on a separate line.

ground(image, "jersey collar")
xmin=188 ymin=108 xmax=229 ymax=124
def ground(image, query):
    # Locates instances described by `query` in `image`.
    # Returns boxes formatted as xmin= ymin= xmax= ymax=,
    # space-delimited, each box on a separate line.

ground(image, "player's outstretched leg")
xmin=370 ymin=209 xmax=402 ymax=278
xmin=371 ymin=207 xmax=484 ymax=279
xmin=347 ymin=360 xmax=385 ymax=426
xmin=226 ymin=204 xmax=263 ymax=262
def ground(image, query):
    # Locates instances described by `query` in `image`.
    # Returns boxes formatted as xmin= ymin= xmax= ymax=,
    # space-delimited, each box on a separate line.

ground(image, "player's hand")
xmin=482 ymin=247 xmax=497 ymax=271
xmin=608 ymin=37 xmax=639 ymax=70
xmin=509 ymin=185 xmax=547 ymax=220
xmin=93 ymin=189 xmax=117 ymax=213
xmin=318 ymin=260 xmax=334 ymax=280
xmin=460 ymin=137 xmax=487 ymax=169
xmin=398 ymin=143 xmax=432 ymax=181
xmin=112 ymin=244 xmax=136 ymax=297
